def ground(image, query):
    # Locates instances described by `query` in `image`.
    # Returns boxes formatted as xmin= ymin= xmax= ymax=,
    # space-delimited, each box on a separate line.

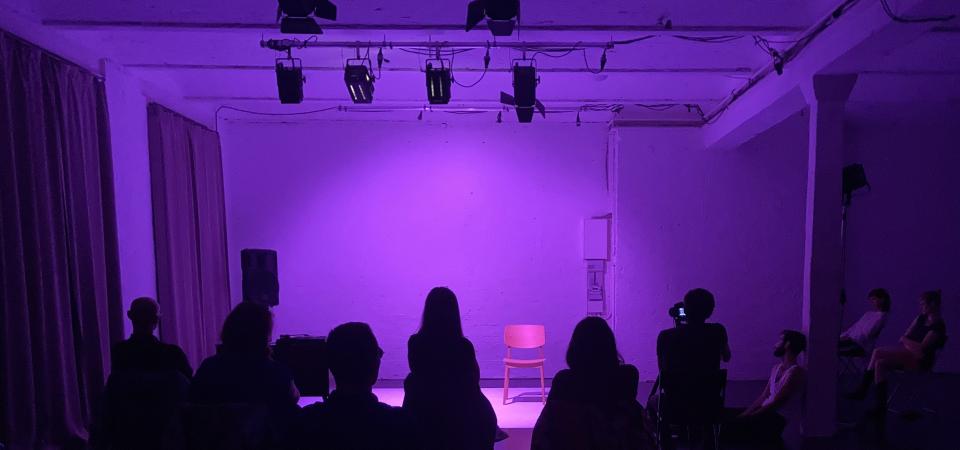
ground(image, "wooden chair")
xmin=503 ymin=324 xmax=546 ymax=404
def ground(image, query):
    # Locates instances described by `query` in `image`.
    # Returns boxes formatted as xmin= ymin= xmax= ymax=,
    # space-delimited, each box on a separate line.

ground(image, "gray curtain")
xmin=147 ymin=104 xmax=231 ymax=369
xmin=0 ymin=30 xmax=123 ymax=449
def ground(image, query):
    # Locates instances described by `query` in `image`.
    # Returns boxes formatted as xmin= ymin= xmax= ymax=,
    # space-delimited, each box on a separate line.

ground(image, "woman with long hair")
xmin=403 ymin=287 xmax=498 ymax=450
xmin=532 ymin=317 xmax=647 ymax=450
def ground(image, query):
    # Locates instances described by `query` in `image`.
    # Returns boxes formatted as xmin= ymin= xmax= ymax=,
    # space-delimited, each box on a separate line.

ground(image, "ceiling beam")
xmin=702 ymin=0 xmax=954 ymax=151
xmin=125 ymin=63 xmax=752 ymax=74
xmin=41 ymin=19 xmax=805 ymax=34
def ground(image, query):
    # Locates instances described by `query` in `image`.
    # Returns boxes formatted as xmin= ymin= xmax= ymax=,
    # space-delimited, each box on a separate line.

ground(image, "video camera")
xmin=668 ymin=301 xmax=687 ymax=327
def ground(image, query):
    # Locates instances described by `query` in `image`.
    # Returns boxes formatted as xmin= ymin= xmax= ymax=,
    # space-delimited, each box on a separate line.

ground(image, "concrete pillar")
xmin=799 ymin=74 xmax=857 ymax=438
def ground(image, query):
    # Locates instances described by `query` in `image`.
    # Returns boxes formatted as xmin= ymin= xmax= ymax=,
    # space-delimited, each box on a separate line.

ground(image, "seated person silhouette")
xmin=92 ymin=297 xmax=191 ymax=450
xmin=839 ymin=288 xmax=890 ymax=357
xmin=403 ymin=287 xmax=498 ymax=450
xmin=722 ymin=330 xmax=806 ymax=446
xmin=649 ymin=288 xmax=730 ymax=450
xmin=111 ymin=297 xmax=192 ymax=378
xmin=849 ymin=290 xmax=947 ymax=420
xmin=532 ymin=317 xmax=646 ymax=450
xmin=188 ymin=302 xmax=299 ymax=447
xmin=296 ymin=322 xmax=420 ymax=450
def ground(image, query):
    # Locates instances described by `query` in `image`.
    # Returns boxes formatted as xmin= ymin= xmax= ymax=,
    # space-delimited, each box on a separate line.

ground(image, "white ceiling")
xmin=7 ymin=0 xmax=959 ymax=124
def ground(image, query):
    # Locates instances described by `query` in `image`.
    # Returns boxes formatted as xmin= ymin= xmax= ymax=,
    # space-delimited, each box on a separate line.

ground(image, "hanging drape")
xmin=147 ymin=104 xmax=231 ymax=369
xmin=0 ymin=30 xmax=123 ymax=449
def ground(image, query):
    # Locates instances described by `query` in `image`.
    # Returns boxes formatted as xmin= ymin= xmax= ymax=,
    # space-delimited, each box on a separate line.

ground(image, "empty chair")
xmin=503 ymin=324 xmax=546 ymax=404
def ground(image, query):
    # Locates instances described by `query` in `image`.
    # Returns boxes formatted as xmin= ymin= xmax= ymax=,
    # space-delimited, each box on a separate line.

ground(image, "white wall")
xmin=614 ymin=113 xmax=810 ymax=380
xmin=104 ymin=62 xmax=157 ymax=337
xmin=220 ymin=120 xmax=613 ymax=379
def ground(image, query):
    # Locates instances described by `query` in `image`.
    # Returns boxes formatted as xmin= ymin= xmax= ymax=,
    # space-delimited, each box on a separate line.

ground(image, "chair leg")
xmin=539 ymin=365 xmax=546 ymax=403
xmin=503 ymin=366 xmax=510 ymax=405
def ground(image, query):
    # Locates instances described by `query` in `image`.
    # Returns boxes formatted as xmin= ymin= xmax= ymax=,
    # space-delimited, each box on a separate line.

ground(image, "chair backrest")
xmin=658 ymin=369 xmax=727 ymax=425
xmin=505 ymin=324 xmax=546 ymax=349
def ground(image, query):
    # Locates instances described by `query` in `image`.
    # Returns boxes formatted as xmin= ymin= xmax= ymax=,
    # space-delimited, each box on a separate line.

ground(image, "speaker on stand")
xmin=840 ymin=164 xmax=870 ymax=326
xmin=241 ymin=249 xmax=279 ymax=307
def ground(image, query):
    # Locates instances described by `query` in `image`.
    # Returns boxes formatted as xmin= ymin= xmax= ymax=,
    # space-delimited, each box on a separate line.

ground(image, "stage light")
xmin=499 ymin=60 xmax=545 ymax=123
xmin=277 ymin=0 xmax=337 ymax=34
xmin=344 ymin=60 xmax=374 ymax=104
xmin=275 ymin=57 xmax=305 ymax=104
xmin=425 ymin=61 xmax=452 ymax=104
xmin=466 ymin=0 xmax=519 ymax=36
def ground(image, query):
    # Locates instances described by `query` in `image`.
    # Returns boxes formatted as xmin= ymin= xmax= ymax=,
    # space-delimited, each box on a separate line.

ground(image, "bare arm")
xmin=751 ymin=368 xmax=804 ymax=415
xmin=740 ymin=379 xmax=771 ymax=417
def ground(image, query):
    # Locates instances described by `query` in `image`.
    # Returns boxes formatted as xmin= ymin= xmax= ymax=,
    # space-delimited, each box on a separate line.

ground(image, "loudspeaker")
xmin=272 ymin=335 xmax=329 ymax=398
xmin=842 ymin=164 xmax=869 ymax=198
xmin=241 ymin=249 xmax=279 ymax=307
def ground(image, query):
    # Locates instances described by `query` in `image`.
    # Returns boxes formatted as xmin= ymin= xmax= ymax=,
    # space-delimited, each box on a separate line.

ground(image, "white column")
xmin=799 ymin=74 xmax=857 ymax=438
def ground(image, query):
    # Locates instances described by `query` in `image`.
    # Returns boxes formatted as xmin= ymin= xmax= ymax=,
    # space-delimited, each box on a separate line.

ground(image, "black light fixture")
xmin=425 ymin=60 xmax=452 ymax=104
xmin=466 ymin=0 xmax=519 ymax=36
xmin=344 ymin=59 xmax=374 ymax=104
xmin=275 ymin=57 xmax=305 ymax=104
xmin=499 ymin=59 xmax=545 ymax=123
xmin=277 ymin=0 xmax=337 ymax=34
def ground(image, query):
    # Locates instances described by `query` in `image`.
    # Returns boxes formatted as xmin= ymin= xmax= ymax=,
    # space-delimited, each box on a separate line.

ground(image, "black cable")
xmin=880 ymin=0 xmax=955 ymax=23
xmin=673 ymin=35 xmax=743 ymax=44
xmin=216 ymin=105 xmax=340 ymax=117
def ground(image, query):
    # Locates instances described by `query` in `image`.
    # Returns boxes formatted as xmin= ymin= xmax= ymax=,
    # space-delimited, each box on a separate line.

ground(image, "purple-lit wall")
xmin=842 ymin=103 xmax=960 ymax=373
xmin=613 ymin=113 xmax=810 ymax=380
xmin=220 ymin=121 xmax=613 ymax=379
xmin=104 ymin=62 xmax=157 ymax=337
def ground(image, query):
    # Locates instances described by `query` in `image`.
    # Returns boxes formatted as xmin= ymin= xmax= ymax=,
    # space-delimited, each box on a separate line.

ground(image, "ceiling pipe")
xmin=261 ymin=38 xmax=616 ymax=50
xmin=128 ymin=63 xmax=752 ymax=74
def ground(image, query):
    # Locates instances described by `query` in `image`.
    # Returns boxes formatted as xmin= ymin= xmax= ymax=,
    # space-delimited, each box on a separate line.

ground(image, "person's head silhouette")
xmin=774 ymin=330 xmax=807 ymax=358
xmin=682 ymin=288 xmax=715 ymax=324
xmin=566 ymin=316 xmax=621 ymax=374
xmin=220 ymin=302 xmax=273 ymax=356
xmin=418 ymin=286 xmax=464 ymax=337
xmin=128 ymin=297 xmax=160 ymax=336
xmin=327 ymin=322 xmax=383 ymax=392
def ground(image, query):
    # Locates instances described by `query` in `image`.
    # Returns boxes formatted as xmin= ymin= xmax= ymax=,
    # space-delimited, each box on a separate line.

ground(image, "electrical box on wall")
xmin=583 ymin=218 xmax=609 ymax=260
xmin=583 ymin=217 xmax=610 ymax=315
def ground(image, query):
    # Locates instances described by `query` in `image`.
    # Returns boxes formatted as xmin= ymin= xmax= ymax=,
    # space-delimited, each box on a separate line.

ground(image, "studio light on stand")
xmin=277 ymin=0 xmax=337 ymax=34
xmin=839 ymin=163 xmax=870 ymax=323
xmin=344 ymin=59 xmax=375 ymax=104
xmin=276 ymin=56 xmax=305 ymax=104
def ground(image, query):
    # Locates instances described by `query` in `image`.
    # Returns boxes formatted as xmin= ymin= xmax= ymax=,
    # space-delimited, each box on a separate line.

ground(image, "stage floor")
xmin=300 ymin=387 xmax=548 ymax=429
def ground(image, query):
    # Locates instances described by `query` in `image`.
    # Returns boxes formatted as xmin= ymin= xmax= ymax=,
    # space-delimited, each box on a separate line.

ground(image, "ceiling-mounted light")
xmin=275 ymin=57 xmax=305 ymax=104
xmin=425 ymin=60 xmax=452 ymax=105
xmin=277 ymin=0 xmax=337 ymax=34
xmin=499 ymin=59 xmax=545 ymax=123
xmin=466 ymin=0 xmax=519 ymax=36
xmin=576 ymin=110 xmax=581 ymax=127
xmin=344 ymin=59 xmax=374 ymax=103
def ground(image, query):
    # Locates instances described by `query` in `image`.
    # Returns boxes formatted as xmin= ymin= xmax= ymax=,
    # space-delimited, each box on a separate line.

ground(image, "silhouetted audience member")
xmin=839 ymin=288 xmax=890 ymax=356
xmin=532 ymin=317 xmax=647 ymax=450
xmin=189 ymin=302 xmax=299 ymax=444
xmin=296 ymin=322 xmax=420 ymax=450
xmin=722 ymin=330 xmax=806 ymax=446
xmin=850 ymin=290 xmax=947 ymax=417
xmin=656 ymin=289 xmax=731 ymax=375
xmin=93 ymin=297 xmax=190 ymax=450
xmin=403 ymin=287 xmax=498 ymax=450
xmin=111 ymin=297 xmax=192 ymax=378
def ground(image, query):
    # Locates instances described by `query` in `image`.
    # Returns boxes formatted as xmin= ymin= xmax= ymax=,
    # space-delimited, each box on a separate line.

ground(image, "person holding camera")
xmin=647 ymin=288 xmax=731 ymax=450
xmin=657 ymin=288 xmax=731 ymax=375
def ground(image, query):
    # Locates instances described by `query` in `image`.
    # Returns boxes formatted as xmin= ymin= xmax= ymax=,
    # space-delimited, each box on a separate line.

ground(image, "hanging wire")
xmin=673 ymin=35 xmax=743 ymax=44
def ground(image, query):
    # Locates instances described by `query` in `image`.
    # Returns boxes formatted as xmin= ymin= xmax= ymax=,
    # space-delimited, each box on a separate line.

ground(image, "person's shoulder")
xmin=552 ymin=368 xmax=575 ymax=386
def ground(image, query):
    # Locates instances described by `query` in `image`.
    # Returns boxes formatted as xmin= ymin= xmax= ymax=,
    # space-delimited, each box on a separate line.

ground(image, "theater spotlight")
xmin=425 ymin=60 xmax=452 ymax=104
xmin=466 ymin=0 xmax=519 ymax=36
xmin=277 ymin=0 xmax=337 ymax=34
xmin=499 ymin=60 xmax=545 ymax=123
xmin=344 ymin=59 xmax=374 ymax=104
xmin=275 ymin=57 xmax=305 ymax=104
